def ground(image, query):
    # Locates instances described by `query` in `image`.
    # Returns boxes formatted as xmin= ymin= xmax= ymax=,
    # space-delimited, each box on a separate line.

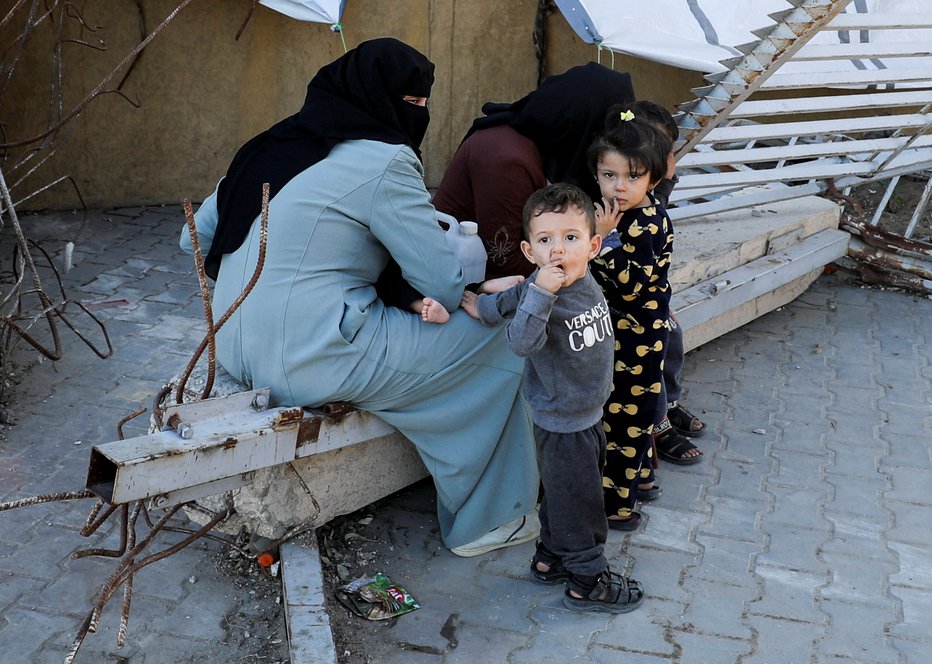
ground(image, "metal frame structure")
xmin=670 ymin=0 xmax=932 ymax=226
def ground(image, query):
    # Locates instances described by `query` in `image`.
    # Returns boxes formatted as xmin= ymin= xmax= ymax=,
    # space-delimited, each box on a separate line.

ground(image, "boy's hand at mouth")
xmin=535 ymin=260 xmax=566 ymax=293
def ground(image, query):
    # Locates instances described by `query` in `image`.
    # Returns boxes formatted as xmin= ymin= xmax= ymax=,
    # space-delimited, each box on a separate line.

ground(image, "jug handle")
xmin=435 ymin=210 xmax=459 ymax=233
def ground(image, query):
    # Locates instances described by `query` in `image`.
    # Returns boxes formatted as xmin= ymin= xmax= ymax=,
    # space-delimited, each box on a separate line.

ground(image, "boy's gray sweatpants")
xmin=662 ymin=316 xmax=685 ymax=406
xmin=535 ymin=423 xmax=609 ymax=578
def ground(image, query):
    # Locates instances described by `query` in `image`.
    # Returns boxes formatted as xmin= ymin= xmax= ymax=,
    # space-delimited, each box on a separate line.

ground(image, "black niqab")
xmin=206 ymin=37 xmax=435 ymax=279
xmin=466 ymin=62 xmax=634 ymax=203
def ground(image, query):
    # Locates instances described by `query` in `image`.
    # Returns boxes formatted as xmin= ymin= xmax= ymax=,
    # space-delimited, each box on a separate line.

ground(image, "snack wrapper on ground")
xmin=336 ymin=572 xmax=420 ymax=620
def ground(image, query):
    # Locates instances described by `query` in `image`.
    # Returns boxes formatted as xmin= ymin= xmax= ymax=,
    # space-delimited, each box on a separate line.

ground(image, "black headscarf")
xmin=206 ymin=38 xmax=435 ymax=279
xmin=465 ymin=62 xmax=635 ymax=202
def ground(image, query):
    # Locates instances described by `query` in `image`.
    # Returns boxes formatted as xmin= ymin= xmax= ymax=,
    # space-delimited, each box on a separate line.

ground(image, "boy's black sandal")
xmin=563 ymin=569 xmax=644 ymax=614
xmin=530 ymin=543 xmax=568 ymax=585
xmin=655 ymin=430 xmax=703 ymax=466
xmin=667 ymin=403 xmax=706 ymax=438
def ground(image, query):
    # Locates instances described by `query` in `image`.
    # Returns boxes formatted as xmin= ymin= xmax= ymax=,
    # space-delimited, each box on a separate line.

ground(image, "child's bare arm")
xmin=479 ymin=275 xmax=525 ymax=294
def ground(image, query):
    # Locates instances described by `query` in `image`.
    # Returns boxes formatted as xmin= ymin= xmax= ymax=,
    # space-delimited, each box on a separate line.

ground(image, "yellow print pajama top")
xmin=591 ymin=197 xmax=673 ymax=518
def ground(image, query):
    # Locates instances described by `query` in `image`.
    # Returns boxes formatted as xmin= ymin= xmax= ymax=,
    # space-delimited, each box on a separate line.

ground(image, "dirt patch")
xmin=311 ymin=505 xmax=397 ymax=664
xmin=200 ymin=533 xmax=291 ymax=664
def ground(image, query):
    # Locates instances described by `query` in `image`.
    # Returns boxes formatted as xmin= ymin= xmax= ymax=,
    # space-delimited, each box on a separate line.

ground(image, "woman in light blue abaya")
xmin=181 ymin=38 xmax=539 ymax=555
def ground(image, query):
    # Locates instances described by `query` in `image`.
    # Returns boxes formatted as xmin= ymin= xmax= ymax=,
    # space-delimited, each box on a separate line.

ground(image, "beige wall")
xmin=4 ymin=1 xmax=704 ymax=211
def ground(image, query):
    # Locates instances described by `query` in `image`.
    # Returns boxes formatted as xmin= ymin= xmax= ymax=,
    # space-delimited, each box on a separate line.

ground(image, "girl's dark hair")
xmin=586 ymin=105 xmax=672 ymax=185
xmin=522 ymin=183 xmax=596 ymax=240
xmin=617 ymin=100 xmax=678 ymax=143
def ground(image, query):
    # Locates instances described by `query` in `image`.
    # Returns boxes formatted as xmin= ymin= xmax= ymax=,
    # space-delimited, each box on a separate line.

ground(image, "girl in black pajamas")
xmin=588 ymin=109 xmax=674 ymax=529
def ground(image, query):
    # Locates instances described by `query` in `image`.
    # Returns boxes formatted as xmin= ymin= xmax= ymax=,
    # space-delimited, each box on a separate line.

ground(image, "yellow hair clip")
xmin=619 ymin=110 xmax=635 ymax=122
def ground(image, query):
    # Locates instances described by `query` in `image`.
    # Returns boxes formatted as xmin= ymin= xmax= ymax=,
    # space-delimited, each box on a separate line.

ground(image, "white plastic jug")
xmin=437 ymin=211 xmax=487 ymax=284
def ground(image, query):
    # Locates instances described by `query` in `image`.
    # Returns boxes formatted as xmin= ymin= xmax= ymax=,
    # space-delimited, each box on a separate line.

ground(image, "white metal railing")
xmin=671 ymin=0 xmax=932 ymax=224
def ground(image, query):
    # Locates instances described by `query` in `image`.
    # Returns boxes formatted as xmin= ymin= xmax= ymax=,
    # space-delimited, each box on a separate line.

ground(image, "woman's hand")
xmin=460 ymin=291 xmax=481 ymax=319
xmin=479 ymin=274 xmax=525 ymax=294
xmin=595 ymin=197 xmax=622 ymax=239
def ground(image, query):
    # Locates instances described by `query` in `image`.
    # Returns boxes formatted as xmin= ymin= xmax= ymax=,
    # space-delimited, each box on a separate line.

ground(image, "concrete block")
xmin=670 ymin=195 xmax=841 ymax=292
xmin=882 ymin=500 xmax=932 ymax=547
xmin=281 ymin=541 xmax=336 ymax=664
xmin=819 ymin=553 xmax=898 ymax=606
xmin=691 ymin=535 xmax=762 ymax=587
xmin=888 ymin=541 xmax=932 ymax=591
xmin=743 ymin=615 xmax=824 ymax=664
xmin=758 ymin=486 xmax=831 ymax=532
xmin=682 ymin=269 xmax=830 ymax=352
xmin=823 ymin=476 xmax=891 ymax=520
xmin=748 ymin=565 xmax=827 ymax=624
xmin=754 ymin=515 xmax=831 ymax=576
xmin=622 ymin=546 xmax=696 ymax=604
xmin=0 ymin=609 xmax=83 ymax=662
xmin=668 ymin=195 xmax=841 ymax=352
xmin=673 ymin=630 xmax=752 ymax=664
xmin=591 ymin=644 xmax=672 ymax=663
xmin=518 ymin=605 xmax=611 ymax=663
xmin=431 ymin=627 xmax=533 ymax=663
xmin=591 ymin=597 xmax=677 ymax=656
xmin=820 ymin=514 xmax=895 ymax=563
xmin=700 ymin=494 xmax=767 ymax=543
xmin=817 ymin=599 xmax=900 ymax=663
xmin=883 ymin=467 xmax=932 ymax=506
xmin=631 ymin=506 xmax=703 ymax=555
xmin=887 ymin=585 xmax=932 ymax=644
xmin=769 ymin=449 xmax=827 ymax=489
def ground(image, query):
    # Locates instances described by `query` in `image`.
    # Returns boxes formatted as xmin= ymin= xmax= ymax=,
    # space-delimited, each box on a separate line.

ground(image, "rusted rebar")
xmin=80 ymin=502 xmax=119 ymax=537
xmin=175 ymin=183 xmax=270 ymax=403
xmin=0 ymin=168 xmax=112 ymax=360
xmin=72 ymin=504 xmax=129 ymax=559
xmin=2 ymin=0 xmax=196 ymax=150
xmin=151 ymin=383 xmax=172 ymax=431
xmin=116 ymin=407 xmax=147 ymax=440
xmin=0 ymin=490 xmax=94 ymax=512
xmin=0 ymin=167 xmax=63 ymax=360
xmin=180 ymin=198 xmax=218 ymax=400
xmin=64 ymin=503 xmax=231 ymax=663
xmin=83 ymin=499 xmax=104 ymax=530
xmin=116 ymin=502 xmax=142 ymax=648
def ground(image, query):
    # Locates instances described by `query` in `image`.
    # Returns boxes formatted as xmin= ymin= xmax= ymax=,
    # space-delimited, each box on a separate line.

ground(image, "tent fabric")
xmin=554 ymin=0 xmax=930 ymax=74
xmin=259 ymin=0 xmax=346 ymax=24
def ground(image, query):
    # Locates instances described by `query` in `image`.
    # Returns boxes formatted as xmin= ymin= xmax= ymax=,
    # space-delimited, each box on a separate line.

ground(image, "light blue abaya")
xmin=183 ymin=139 xmax=538 ymax=547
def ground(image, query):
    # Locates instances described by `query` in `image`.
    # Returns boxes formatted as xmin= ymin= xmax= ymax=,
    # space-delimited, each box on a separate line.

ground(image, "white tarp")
xmin=259 ymin=0 xmax=346 ymax=24
xmin=555 ymin=0 xmax=932 ymax=73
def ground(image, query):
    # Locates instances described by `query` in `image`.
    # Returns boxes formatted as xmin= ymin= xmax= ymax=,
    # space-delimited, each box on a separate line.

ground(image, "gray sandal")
xmin=563 ymin=569 xmax=644 ymax=614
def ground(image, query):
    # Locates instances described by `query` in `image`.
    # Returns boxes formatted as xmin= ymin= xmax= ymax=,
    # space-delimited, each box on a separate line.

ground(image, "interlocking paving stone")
xmin=747 ymin=564 xmax=828 ymax=623
xmin=4 ymin=207 xmax=932 ymax=662
xmin=743 ymin=615 xmax=824 ymax=664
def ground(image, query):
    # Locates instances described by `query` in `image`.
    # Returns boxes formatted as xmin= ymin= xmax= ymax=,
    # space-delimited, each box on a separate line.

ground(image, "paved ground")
xmin=0 ymin=207 xmax=288 ymax=664
xmin=1 ymin=206 xmax=930 ymax=663
xmin=322 ymin=263 xmax=932 ymax=664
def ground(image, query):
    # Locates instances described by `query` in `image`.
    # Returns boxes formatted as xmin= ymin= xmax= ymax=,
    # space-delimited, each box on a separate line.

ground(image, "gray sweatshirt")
xmin=476 ymin=270 xmax=614 ymax=433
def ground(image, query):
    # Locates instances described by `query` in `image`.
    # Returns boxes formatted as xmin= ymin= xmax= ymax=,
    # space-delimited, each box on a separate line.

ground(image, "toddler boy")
xmin=461 ymin=183 xmax=644 ymax=613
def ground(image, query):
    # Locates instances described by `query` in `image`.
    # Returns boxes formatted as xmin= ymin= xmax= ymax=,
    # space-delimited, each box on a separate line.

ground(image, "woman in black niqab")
xmin=206 ymin=37 xmax=435 ymax=279
xmin=466 ymin=62 xmax=634 ymax=203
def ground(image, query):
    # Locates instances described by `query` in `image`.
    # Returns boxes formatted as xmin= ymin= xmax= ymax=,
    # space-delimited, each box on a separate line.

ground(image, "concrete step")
xmin=669 ymin=195 xmax=844 ymax=350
